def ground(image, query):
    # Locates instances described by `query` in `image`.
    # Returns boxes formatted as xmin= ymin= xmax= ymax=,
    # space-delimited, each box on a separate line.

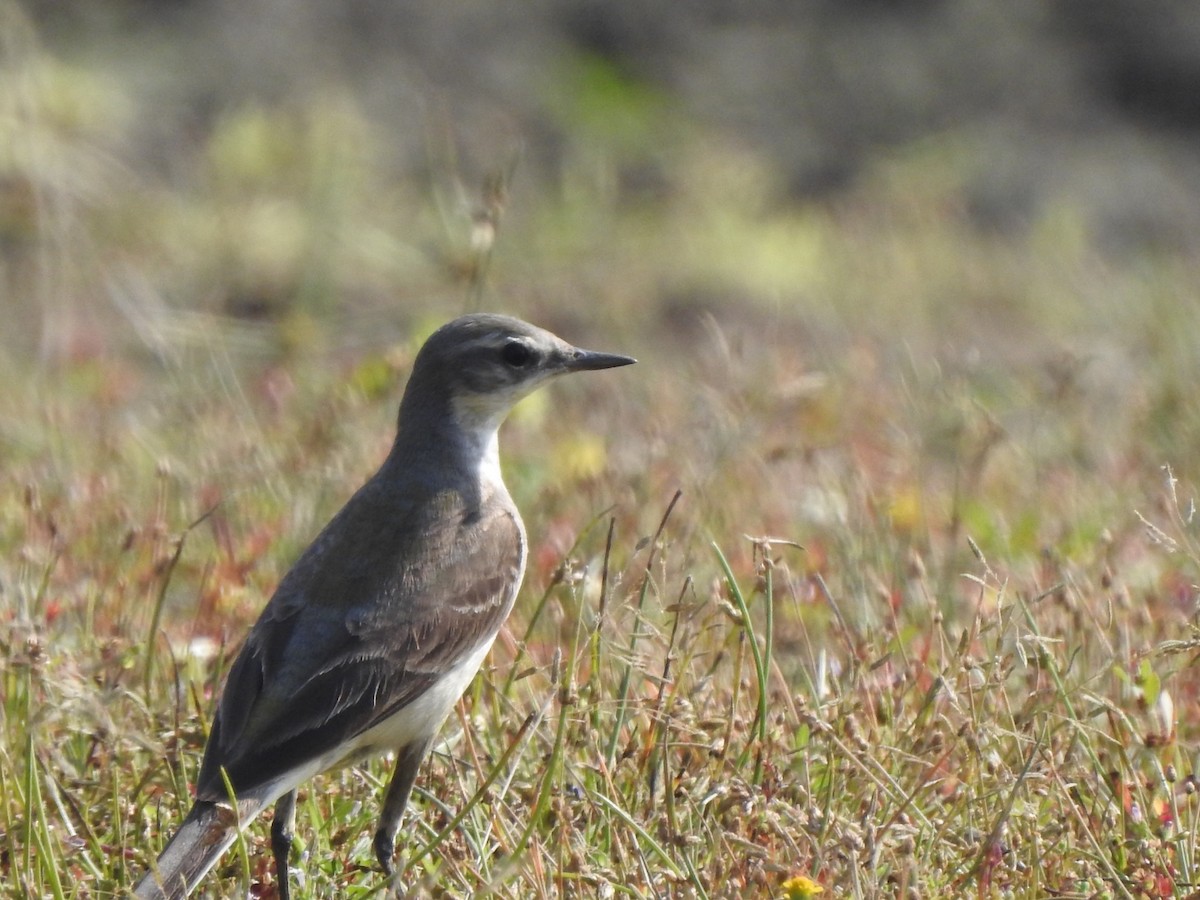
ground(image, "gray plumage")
xmin=134 ymin=314 xmax=633 ymax=899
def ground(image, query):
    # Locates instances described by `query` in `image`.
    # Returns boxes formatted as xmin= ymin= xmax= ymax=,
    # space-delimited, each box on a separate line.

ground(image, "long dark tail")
xmin=133 ymin=799 xmax=264 ymax=899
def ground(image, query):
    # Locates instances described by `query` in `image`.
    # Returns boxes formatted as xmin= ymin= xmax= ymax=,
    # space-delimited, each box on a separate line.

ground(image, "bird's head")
xmin=399 ymin=313 xmax=635 ymax=441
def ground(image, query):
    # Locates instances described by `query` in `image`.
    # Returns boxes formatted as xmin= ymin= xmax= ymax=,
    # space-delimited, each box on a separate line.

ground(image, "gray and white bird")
xmin=134 ymin=313 xmax=634 ymax=899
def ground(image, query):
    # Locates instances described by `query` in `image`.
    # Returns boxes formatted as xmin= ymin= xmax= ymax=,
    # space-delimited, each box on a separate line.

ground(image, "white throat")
xmin=451 ymin=390 xmax=529 ymax=490
xmin=475 ymin=424 xmax=504 ymax=488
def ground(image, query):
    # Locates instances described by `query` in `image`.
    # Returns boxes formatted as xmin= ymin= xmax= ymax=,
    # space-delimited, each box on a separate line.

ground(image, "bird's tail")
xmin=133 ymin=798 xmax=265 ymax=900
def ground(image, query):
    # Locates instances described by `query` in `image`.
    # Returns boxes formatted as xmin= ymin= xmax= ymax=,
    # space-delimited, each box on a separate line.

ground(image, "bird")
xmin=133 ymin=313 xmax=635 ymax=899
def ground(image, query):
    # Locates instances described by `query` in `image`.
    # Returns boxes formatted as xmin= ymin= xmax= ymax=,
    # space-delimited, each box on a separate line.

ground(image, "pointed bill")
xmin=563 ymin=347 xmax=637 ymax=371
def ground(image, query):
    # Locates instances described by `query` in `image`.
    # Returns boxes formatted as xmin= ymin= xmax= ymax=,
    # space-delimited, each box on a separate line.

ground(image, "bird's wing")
xmin=195 ymin=482 xmax=524 ymax=801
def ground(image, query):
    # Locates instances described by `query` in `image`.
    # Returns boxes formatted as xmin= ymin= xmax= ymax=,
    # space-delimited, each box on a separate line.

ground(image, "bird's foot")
xmin=271 ymin=817 xmax=293 ymax=900
xmin=373 ymin=828 xmax=396 ymax=876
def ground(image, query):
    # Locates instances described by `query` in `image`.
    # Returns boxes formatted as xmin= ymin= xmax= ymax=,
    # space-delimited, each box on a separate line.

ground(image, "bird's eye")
xmin=501 ymin=341 xmax=534 ymax=368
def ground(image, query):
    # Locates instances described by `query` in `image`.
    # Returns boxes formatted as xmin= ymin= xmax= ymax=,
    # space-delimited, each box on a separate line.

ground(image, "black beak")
xmin=564 ymin=347 xmax=637 ymax=371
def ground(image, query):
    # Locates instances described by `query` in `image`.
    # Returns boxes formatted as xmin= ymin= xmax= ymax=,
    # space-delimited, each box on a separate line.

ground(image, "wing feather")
xmin=196 ymin=477 xmax=524 ymax=801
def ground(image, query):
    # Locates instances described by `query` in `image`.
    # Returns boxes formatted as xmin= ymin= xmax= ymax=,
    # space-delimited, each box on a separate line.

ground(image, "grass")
xmin=7 ymin=11 xmax=1200 ymax=899
xmin=7 ymin=324 xmax=1200 ymax=900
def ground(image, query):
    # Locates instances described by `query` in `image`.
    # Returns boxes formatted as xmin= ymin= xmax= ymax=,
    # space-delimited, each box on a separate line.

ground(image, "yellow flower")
xmin=781 ymin=875 xmax=824 ymax=898
xmin=886 ymin=485 xmax=922 ymax=534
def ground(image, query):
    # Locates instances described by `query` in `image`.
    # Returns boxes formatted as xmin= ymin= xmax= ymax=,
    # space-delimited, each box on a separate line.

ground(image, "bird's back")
xmin=196 ymin=468 xmax=525 ymax=803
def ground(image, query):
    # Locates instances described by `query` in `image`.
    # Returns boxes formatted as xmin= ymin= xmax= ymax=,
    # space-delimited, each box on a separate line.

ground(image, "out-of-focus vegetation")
xmin=5 ymin=1 xmax=1200 ymax=897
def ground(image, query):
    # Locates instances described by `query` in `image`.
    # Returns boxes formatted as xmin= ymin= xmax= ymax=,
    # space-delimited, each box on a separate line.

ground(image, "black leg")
xmin=373 ymin=738 xmax=432 ymax=875
xmin=271 ymin=790 xmax=297 ymax=900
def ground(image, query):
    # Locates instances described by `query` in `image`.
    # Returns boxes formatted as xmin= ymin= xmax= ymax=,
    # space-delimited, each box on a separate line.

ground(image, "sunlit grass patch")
xmin=6 ymin=292 xmax=1200 ymax=897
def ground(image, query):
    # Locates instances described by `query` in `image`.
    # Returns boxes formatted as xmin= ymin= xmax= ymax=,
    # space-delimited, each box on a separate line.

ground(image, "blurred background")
xmin=8 ymin=0 xmax=1200 ymax=343
xmin=5 ymin=0 xmax=1200 ymax=557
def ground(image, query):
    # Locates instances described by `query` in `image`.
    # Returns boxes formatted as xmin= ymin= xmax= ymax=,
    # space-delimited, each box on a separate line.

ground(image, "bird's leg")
xmin=374 ymin=738 xmax=432 ymax=875
xmin=271 ymin=790 xmax=298 ymax=900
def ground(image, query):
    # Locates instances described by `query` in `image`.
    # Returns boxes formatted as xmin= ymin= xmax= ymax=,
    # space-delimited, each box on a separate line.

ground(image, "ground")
xmin=4 ymin=3 xmax=1200 ymax=897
